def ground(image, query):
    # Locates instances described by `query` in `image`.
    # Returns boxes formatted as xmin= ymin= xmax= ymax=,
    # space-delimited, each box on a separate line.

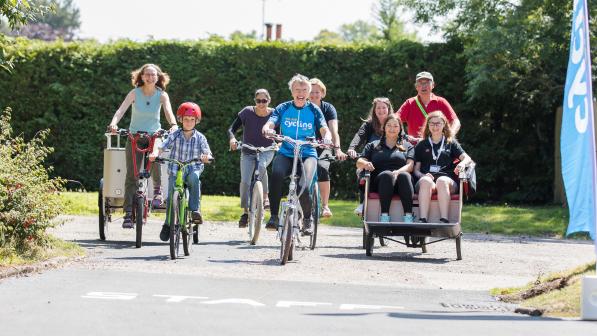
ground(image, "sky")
xmin=74 ymin=0 xmax=441 ymax=42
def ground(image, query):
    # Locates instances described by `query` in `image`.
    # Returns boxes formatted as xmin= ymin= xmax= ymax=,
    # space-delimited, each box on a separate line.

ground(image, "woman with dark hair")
xmin=356 ymin=114 xmax=415 ymax=222
xmin=107 ymin=63 xmax=178 ymax=228
xmin=347 ymin=97 xmax=392 ymax=215
xmin=228 ymin=88 xmax=276 ymax=227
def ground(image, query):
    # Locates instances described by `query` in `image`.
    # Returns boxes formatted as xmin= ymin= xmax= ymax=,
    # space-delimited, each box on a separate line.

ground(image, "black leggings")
xmin=369 ymin=171 xmax=414 ymax=213
xmin=268 ymin=154 xmax=317 ymax=218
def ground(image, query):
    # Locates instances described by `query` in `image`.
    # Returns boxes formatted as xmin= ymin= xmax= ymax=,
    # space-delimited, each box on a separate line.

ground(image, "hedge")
xmin=0 ymin=38 xmax=552 ymax=202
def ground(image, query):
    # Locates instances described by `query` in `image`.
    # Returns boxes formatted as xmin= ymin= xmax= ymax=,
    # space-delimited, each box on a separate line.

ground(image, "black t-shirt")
xmin=414 ymin=137 xmax=465 ymax=180
xmin=361 ymin=139 xmax=415 ymax=173
xmin=315 ymin=101 xmax=337 ymax=141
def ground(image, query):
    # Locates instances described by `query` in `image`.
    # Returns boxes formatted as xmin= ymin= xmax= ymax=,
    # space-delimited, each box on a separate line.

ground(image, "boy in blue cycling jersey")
xmin=262 ymin=74 xmax=332 ymax=234
xmin=149 ymin=102 xmax=213 ymax=242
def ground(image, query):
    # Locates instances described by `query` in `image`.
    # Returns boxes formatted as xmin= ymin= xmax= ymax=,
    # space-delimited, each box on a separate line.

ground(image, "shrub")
xmin=0 ymin=108 xmax=65 ymax=252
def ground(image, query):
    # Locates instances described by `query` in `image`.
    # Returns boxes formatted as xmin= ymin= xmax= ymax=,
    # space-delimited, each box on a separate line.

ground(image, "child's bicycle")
xmin=267 ymin=133 xmax=331 ymax=265
xmin=234 ymin=142 xmax=278 ymax=245
xmin=154 ymin=157 xmax=205 ymax=259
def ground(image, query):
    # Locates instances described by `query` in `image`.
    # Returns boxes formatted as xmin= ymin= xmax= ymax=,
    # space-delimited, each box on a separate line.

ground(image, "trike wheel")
xmin=98 ymin=186 xmax=107 ymax=241
xmin=365 ymin=233 xmax=374 ymax=257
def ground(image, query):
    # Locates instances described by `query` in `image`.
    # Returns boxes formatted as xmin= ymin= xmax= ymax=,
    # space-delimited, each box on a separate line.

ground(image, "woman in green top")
xmin=107 ymin=63 xmax=178 ymax=228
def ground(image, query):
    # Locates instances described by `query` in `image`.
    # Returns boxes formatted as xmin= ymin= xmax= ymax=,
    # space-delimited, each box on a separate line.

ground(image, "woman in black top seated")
xmin=413 ymin=111 xmax=472 ymax=223
xmin=356 ymin=114 xmax=415 ymax=222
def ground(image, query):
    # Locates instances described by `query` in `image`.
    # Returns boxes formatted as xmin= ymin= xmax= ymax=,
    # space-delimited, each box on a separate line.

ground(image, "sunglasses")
xmin=254 ymin=98 xmax=269 ymax=104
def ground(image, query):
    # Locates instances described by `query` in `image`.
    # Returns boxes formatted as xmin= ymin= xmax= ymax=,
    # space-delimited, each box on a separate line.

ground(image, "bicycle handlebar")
xmin=234 ymin=141 xmax=279 ymax=153
xmin=265 ymin=133 xmax=333 ymax=149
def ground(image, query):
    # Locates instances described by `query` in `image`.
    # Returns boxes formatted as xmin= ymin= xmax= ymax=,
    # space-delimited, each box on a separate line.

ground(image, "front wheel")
xmin=134 ymin=196 xmax=144 ymax=248
xmin=309 ymin=183 xmax=320 ymax=250
xmin=249 ymin=181 xmax=264 ymax=245
xmin=280 ymin=209 xmax=294 ymax=265
xmin=182 ymin=210 xmax=191 ymax=256
xmin=169 ymin=191 xmax=181 ymax=259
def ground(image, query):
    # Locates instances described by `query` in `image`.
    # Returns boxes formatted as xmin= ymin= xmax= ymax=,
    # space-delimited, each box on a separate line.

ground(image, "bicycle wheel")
xmin=134 ymin=195 xmax=144 ymax=248
xmin=98 ymin=186 xmax=107 ymax=241
xmin=249 ymin=181 xmax=264 ymax=245
xmin=309 ymin=183 xmax=320 ymax=250
xmin=280 ymin=208 xmax=294 ymax=265
xmin=182 ymin=210 xmax=191 ymax=256
xmin=169 ymin=191 xmax=181 ymax=260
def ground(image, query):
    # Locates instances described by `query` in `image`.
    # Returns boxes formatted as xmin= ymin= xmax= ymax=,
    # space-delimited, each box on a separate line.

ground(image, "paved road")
xmin=0 ymin=216 xmax=595 ymax=335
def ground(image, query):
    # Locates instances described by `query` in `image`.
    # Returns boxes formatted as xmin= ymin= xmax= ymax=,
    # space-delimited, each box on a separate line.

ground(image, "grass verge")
xmin=492 ymin=262 xmax=596 ymax=318
xmin=0 ymin=235 xmax=85 ymax=268
xmin=62 ymin=192 xmax=581 ymax=237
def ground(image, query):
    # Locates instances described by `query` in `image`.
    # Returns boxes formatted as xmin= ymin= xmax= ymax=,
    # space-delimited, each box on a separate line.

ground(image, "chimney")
xmin=275 ymin=24 xmax=282 ymax=40
xmin=265 ymin=23 xmax=273 ymax=41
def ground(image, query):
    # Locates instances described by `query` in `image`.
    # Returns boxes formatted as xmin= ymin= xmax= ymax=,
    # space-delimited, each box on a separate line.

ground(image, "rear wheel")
xmin=134 ymin=196 xmax=144 ymax=248
xmin=249 ymin=181 xmax=264 ymax=245
xmin=280 ymin=209 xmax=294 ymax=265
xmin=169 ymin=191 xmax=181 ymax=259
xmin=309 ymin=183 xmax=319 ymax=250
xmin=182 ymin=210 xmax=191 ymax=256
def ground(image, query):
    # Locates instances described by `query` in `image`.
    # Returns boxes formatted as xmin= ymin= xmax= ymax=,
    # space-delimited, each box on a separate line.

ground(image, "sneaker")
xmin=354 ymin=203 xmax=364 ymax=216
xmin=159 ymin=224 xmax=170 ymax=242
xmin=191 ymin=211 xmax=203 ymax=224
xmin=263 ymin=198 xmax=270 ymax=211
xmin=152 ymin=192 xmax=164 ymax=208
xmin=238 ymin=213 xmax=248 ymax=228
xmin=322 ymin=206 xmax=332 ymax=218
xmin=302 ymin=218 xmax=313 ymax=236
xmin=440 ymin=217 xmax=450 ymax=223
xmin=122 ymin=213 xmax=134 ymax=229
xmin=265 ymin=215 xmax=278 ymax=231
xmin=379 ymin=213 xmax=391 ymax=223
xmin=403 ymin=214 xmax=414 ymax=223
xmin=419 ymin=218 xmax=428 ymax=223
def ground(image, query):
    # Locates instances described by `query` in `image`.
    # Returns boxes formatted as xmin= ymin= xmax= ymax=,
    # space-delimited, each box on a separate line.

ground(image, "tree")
xmin=2 ymin=0 xmax=80 ymax=41
xmin=339 ymin=20 xmax=380 ymax=42
xmin=373 ymin=0 xmax=417 ymax=42
xmin=313 ymin=29 xmax=345 ymax=44
xmin=395 ymin=0 xmax=597 ymax=201
xmin=0 ymin=0 xmax=52 ymax=71
xmin=229 ymin=30 xmax=257 ymax=41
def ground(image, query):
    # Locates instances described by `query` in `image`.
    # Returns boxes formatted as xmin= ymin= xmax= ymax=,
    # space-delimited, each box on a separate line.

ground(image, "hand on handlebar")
xmin=107 ymin=124 xmax=118 ymax=134
xmin=335 ymin=148 xmax=348 ymax=161
xmin=200 ymin=153 xmax=213 ymax=164
xmin=347 ymin=149 xmax=358 ymax=159
xmin=262 ymin=128 xmax=276 ymax=137
xmin=148 ymin=152 xmax=158 ymax=162
xmin=363 ymin=161 xmax=375 ymax=171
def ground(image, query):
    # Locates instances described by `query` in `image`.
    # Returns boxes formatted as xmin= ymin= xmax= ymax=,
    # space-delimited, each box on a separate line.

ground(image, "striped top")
xmin=159 ymin=129 xmax=211 ymax=175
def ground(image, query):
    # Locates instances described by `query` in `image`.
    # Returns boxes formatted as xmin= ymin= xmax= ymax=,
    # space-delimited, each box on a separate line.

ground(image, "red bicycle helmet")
xmin=176 ymin=102 xmax=202 ymax=120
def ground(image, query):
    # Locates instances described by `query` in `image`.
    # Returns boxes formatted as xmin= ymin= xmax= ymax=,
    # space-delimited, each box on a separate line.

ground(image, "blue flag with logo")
xmin=561 ymin=0 xmax=597 ymax=240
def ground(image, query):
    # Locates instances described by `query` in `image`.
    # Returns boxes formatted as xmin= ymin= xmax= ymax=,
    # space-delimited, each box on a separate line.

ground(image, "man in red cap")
xmin=396 ymin=71 xmax=461 ymax=139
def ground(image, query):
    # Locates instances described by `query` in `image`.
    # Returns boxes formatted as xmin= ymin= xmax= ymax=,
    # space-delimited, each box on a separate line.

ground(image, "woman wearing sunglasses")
xmin=228 ymin=89 xmax=276 ymax=227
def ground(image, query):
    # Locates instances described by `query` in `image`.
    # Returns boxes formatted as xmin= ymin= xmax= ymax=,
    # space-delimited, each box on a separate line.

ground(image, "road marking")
xmin=339 ymin=304 xmax=404 ymax=310
xmin=201 ymin=298 xmax=266 ymax=307
xmin=81 ymin=292 xmax=137 ymax=300
xmin=276 ymin=301 xmax=333 ymax=308
xmin=153 ymin=295 xmax=208 ymax=303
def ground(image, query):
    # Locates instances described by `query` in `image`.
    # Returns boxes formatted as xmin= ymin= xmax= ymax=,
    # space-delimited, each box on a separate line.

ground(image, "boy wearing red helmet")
xmin=149 ymin=102 xmax=213 ymax=241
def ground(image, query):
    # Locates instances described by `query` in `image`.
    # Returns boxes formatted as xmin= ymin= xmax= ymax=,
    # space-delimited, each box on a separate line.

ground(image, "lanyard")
xmin=428 ymin=136 xmax=445 ymax=162
xmin=415 ymin=97 xmax=428 ymax=119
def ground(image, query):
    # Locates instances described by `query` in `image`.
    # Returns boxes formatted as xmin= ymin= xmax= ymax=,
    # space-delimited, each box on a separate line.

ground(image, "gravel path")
xmin=49 ymin=215 xmax=596 ymax=291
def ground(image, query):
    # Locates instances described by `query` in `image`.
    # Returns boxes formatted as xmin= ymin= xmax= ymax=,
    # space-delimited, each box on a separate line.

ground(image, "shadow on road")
xmin=321 ymin=252 xmax=452 ymax=264
xmin=207 ymin=258 xmax=280 ymax=266
xmin=307 ymin=311 xmax=562 ymax=321
xmin=74 ymin=239 xmax=166 ymax=249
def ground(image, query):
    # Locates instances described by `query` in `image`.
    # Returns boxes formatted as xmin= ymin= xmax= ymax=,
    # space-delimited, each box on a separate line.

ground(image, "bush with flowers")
xmin=0 ymin=108 xmax=64 ymax=253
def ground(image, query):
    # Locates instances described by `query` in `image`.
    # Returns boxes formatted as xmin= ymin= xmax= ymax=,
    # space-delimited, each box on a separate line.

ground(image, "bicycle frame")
xmin=237 ymin=143 xmax=278 ymax=210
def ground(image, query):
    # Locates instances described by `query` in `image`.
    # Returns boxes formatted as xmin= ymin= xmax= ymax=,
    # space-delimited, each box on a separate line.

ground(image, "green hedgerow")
xmin=0 ymin=108 xmax=65 ymax=252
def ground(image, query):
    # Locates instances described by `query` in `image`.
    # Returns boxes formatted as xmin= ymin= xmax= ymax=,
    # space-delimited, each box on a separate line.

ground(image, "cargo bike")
xmin=98 ymin=129 xmax=170 ymax=248
xmin=362 ymin=162 xmax=476 ymax=260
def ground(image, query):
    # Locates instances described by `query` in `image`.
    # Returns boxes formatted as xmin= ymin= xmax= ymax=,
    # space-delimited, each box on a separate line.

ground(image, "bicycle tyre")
xmin=249 ymin=181 xmax=264 ymax=245
xmin=182 ymin=210 xmax=190 ymax=256
xmin=169 ymin=191 xmax=181 ymax=260
xmin=309 ymin=183 xmax=320 ymax=250
xmin=134 ymin=196 xmax=144 ymax=248
xmin=193 ymin=224 xmax=199 ymax=244
xmin=98 ymin=186 xmax=106 ymax=241
xmin=280 ymin=209 xmax=294 ymax=265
